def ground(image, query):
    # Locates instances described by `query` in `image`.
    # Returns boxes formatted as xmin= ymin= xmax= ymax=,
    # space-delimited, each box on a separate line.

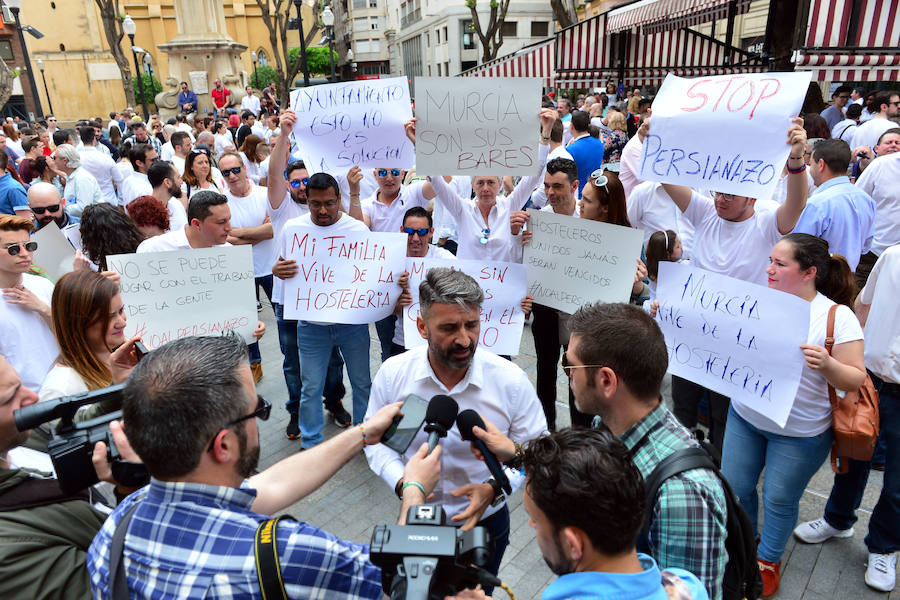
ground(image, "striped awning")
xmin=607 ymin=0 xmax=753 ymax=35
xmin=458 ymin=38 xmax=556 ymax=88
xmin=793 ymin=0 xmax=900 ymax=81
xmin=554 ymin=13 xmax=612 ymax=88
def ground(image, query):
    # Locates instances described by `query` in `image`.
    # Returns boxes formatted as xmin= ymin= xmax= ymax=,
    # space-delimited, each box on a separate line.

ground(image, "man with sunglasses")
xmin=28 ymin=181 xmax=77 ymax=230
xmin=88 ymin=334 xmax=442 ymax=599
xmin=850 ymin=90 xmax=900 ymax=152
xmin=54 ymin=144 xmax=104 ymax=218
xmin=0 ymin=215 xmax=58 ymax=393
xmin=119 ymin=144 xmax=157 ymax=207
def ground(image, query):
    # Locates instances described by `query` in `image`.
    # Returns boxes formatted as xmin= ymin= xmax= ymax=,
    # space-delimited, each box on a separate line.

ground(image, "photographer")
xmin=0 ymin=355 xmax=139 ymax=600
xmin=87 ymin=335 xmax=442 ymax=598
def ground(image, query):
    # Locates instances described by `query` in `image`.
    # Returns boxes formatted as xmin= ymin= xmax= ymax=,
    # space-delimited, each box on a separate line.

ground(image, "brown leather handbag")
xmin=824 ymin=304 xmax=880 ymax=474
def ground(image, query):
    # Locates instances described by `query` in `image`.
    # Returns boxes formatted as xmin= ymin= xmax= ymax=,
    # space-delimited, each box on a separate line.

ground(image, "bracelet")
xmin=540 ymin=136 xmax=551 ymax=142
xmin=394 ymin=478 xmax=404 ymax=498
xmin=402 ymin=480 xmax=427 ymax=497
xmin=786 ymin=163 xmax=807 ymax=174
xmin=351 ymin=202 xmax=361 ymax=207
xmin=350 ymin=193 xmax=360 ymax=198
xmin=360 ymin=424 xmax=367 ymax=444
xmin=502 ymin=442 xmax=526 ymax=471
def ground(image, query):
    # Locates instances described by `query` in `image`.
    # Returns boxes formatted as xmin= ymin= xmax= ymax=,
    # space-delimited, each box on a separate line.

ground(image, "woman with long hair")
xmin=721 ymin=233 xmax=865 ymax=597
xmin=213 ymin=120 xmax=235 ymax=158
xmin=181 ymin=147 xmax=225 ymax=199
xmin=239 ymin=134 xmax=264 ymax=184
xmin=3 ymin=122 xmax=23 ymax=160
xmin=79 ymin=203 xmax=144 ymax=270
xmin=578 ymin=168 xmax=631 ymax=226
xmin=32 ymin=155 xmax=65 ymax=196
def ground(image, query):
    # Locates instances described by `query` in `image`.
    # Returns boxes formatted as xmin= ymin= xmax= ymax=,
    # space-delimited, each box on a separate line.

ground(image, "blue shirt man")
xmin=178 ymin=81 xmax=199 ymax=113
xmin=566 ymin=111 xmax=605 ymax=196
xmin=795 ymin=139 xmax=876 ymax=270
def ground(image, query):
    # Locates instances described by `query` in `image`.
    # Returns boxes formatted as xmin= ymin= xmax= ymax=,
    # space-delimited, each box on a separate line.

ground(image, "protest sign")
xmin=523 ymin=210 xmax=643 ymax=313
xmin=655 ymin=262 xmax=810 ymax=428
xmin=639 ymin=71 xmax=812 ymax=199
xmin=402 ymin=258 xmax=527 ymax=356
xmin=32 ymin=221 xmax=75 ymax=282
xmin=282 ymin=229 xmax=407 ymax=323
xmin=414 ymin=77 xmax=541 ymax=176
xmin=107 ymin=246 xmax=257 ymax=349
xmin=290 ymin=77 xmax=414 ymax=174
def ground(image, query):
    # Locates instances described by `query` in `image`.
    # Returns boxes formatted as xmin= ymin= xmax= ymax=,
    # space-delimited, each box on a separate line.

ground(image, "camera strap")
xmin=255 ymin=515 xmax=296 ymax=600
xmin=109 ymin=501 xmax=140 ymax=600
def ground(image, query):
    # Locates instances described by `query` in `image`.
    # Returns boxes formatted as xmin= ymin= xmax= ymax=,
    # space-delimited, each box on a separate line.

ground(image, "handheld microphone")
xmin=424 ymin=395 xmax=458 ymax=455
xmin=456 ymin=409 xmax=512 ymax=495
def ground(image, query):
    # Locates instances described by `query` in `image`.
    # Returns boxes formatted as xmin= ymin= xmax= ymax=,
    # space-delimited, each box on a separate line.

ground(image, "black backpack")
xmin=640 ymin=443 xmax=762 ymax=600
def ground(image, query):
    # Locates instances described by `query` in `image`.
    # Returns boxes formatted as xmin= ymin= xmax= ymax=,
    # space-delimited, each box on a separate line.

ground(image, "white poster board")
xmin=282 ymin=229 xmax=407 ymax=323
xmin=290 ymin=77 xmax=414 ymax=174
xmin=639 ymin=72 xmax=811 ymax=199
xmin=523 ymin=210 xmax=644 ymax=313
xmin=402 ymin=258 xmax=527 ymax=356
xmin=655 ymin=262 xmax=811 ymax=428
xmin=414 ymin=77 xmax=541 ymax=176
xmin=107 ymin=246 xmax=257 ymax=349
xmin=31 ymin=222 xmax=75 ymax=282
xmin=189 ymin=71 xmax=209 ymax=95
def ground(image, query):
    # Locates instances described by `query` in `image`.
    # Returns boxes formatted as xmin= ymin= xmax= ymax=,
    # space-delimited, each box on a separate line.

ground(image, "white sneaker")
xmin=865 ymin=552 xmax=897 ymax=592
xmin=793 ymin=518 xmax=854 ymax=543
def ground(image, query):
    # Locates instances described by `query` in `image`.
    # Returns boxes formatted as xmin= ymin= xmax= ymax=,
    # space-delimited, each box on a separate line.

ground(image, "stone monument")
xmin=156 ymin=0 xmax=247 ymax=119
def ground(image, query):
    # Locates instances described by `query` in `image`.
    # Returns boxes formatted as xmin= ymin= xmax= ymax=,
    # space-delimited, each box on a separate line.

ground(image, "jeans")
xmin=249 ymin=275 xmax=273 ymax=364
xmin=374 ymin=314 xmax=397 ymax=363
xmin=671 ymin=376 xmax=731 ymax=454
xmin=823 ymin=374 xmax=899 ymax=554
xmin=531 ymin=303 xmax=561 ymax=431
xmin=297 ymin=321 xmax=370 ymax=448
xmin=721 ymin=406 xmax=833 ymax=562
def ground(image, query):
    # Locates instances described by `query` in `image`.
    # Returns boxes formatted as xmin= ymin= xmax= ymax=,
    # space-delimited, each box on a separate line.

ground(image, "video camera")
xmin=14 ymin=384 xmax=149 ymax=494
xmin=370 ymin=504 xmax=498 ymax=600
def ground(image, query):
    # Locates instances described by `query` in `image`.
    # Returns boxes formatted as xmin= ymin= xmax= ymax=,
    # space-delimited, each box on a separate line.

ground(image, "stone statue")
xmin=154 ymin=77 xmax=181 ymax=120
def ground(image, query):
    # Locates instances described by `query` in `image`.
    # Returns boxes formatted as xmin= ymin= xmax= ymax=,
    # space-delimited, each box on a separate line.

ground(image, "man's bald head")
xmin=27 ymin=182 xmax=66 ymax=228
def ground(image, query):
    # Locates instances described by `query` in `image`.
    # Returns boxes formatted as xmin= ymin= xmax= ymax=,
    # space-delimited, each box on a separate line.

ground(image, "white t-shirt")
xmin=159 ymin=141 xmax=175 ymax=162
xmin=136 ymin=227 xmax=192 ymax=252
xmin=768 ymin=171 xmax=816 ymax=206
xmin=392 ymin=245 xmax=456 ymax=346
xmin=626 ymin=181 xmax=695 ymax=257
xmin=38 ymin=364 xmax=88 ymax=403
xmin=362 ymin=182 xmax=430 ymax=233
xmin=241 ymin=94 xmax=261 ymax=116
xmin=855 ymin=151 xmax=900 ymax=255
xmin=214 ymin=133 xmax=235 ymax=158
xmin=683 ymin=192 xmax=782 ymax=285
xmin=268 ymin=193 xmax=310 ymax=305
xmin=240 ymin=153 xmax=262 ymax=185
xmin=79 ymin=146 xmax=124 ymax=206
xmin=226 ymin=184 xmax=277 ymax=277
xmin=733 ymin=293 xmax=864 ymax=436
xmin=118 ymin=172 xmax=152 ymax=207
xmin=859 ymin=244 xmax=900 ymax=384
xmin=167 ymin=198 xmax=188 ymax=232
xmin=170 ymin=155 xmax=186 ymax=176
xmin=0 ymin=274 xmax=58 ymax=392
xmin=851 ymin=117 xmax=897 ymax=152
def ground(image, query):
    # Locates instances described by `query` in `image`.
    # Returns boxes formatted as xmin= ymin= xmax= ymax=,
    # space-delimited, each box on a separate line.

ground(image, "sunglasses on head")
xmin=5 ymin=241 xmax=38 ymax=256
xmin=589 ymin=169 xmax=609 ymax=192
xmin=191 ymin=148 xmax=209 ymax=156
xmin=222 ymin=166 xmax=243 ymax=176
xmin=377 ymin=168 xmax=402 ymax=177
xmin=402 ymin=226 xmax=429 ymax=237
xmin=31 ymin=204 xmax=60 ymax=215
xmin=289 ymin=177 xmax=309 ymax=188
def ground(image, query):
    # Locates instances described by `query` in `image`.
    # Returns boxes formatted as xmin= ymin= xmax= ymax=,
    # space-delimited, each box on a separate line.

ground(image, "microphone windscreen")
xmin=456 ymin=409 xmax=485 ymax=442
xmin=426 ymin=394 xmax=459 ymax=429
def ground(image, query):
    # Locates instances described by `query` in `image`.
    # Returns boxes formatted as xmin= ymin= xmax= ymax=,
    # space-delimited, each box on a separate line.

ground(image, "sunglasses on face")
xmin=31 ymin=204 xmax=60 ymax=214
xmin=480 ymin=228 xmax=490 ymax=245
xmin=222 ymin=166 xmax=243 ymax=176
xmin=377 ymin=168 xmax=402 ymax=178
xmin=207 ymin=396 xmax=271 ymax=452
xmin=5 ymin=241 xmax=38 ymax=256
xmin=589 ymin=169 xmax=609 ymax=192
xmin=289 ymin=177 xmax=309 ymax=188
xmin=402 ymin=226 xmax=429 ymax=237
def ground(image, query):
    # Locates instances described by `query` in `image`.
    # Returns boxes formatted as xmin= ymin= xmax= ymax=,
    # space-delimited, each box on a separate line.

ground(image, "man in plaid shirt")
xmin=87 ymin=335 xmax=441 ymax=599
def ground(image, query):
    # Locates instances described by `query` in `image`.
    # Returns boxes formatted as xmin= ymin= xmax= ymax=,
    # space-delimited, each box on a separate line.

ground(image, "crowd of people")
xmin=0 ymin=78 xmax=897 ymax=600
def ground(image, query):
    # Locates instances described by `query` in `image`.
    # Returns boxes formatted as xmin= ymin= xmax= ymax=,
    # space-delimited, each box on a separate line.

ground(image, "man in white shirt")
xmin=54 ymin=145 xmax=103 ymax=218
xmin=241 ymin=86 xmax=261 ymax=117
xmin=364 ymin=267 xmax=547 ymax=589
xmin=147 ymin=161 xmax=187 ymax=232
xmin=137 ymin=189 xmax=231 ymax=253
xmin=851 ymin=90 xmax=899 ymax=151
xmin=529 ymin=118 xmax=574 ymax=210
xmin=78 ymin=126 xmax=124 ymax=206
xmin=832 ymin=103 xmax=862 ymax=142
xmin=169 ymin=131 xmax=192 ymax=176
xmin=118 ymin=143 xmax=157 ymax=207
xmin=854 ymin=149 xmax=900 ymax=288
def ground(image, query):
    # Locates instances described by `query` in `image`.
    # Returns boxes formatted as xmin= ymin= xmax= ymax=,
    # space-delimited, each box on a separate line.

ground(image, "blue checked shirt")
xmin=87 ymin=479 xmax=383 ymax=599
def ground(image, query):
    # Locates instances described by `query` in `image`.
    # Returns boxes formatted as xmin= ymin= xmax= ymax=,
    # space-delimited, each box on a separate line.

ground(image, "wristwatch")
xmin=484 ymin=478 xmax=506 ymax=507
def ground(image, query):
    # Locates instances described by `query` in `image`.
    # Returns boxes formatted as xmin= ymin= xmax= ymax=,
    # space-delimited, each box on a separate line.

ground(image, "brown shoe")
xmin=251 ymin=362 xmax=263 ymax=384
xmin=758 ymin=558 xmax=781 ymax=597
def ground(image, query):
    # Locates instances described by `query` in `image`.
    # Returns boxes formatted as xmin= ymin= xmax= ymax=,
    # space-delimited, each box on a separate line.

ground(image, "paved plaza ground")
xmin=252 ymin=303 xmax=896 ymax=599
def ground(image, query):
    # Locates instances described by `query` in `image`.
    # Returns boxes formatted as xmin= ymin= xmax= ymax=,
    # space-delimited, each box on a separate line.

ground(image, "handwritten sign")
xmin=290 ymin=77 xmax=414 ymax=174
xmin=32 ymin=222 xmax=75 ymax=282
xmin=402 ymin=258 xmax=527 ymax=356
xmin=639 ymin=72 xmax=811 ymax=199
xmin=524 ymin=210 xmax=643 ymax=313
xmin=107 ymin=246 xmax=257 ymax=349
xmin=282 ymin=229 xmax=407 ymax=323
xmin=655 ymin=262 xmax=810 ymax=428
xmin=414 ymin=77 xmax=541 ymax=176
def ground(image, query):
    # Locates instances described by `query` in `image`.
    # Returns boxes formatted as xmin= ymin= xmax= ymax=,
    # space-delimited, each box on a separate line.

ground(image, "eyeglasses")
xmin=222 ymin=166 xmax=243 ymax=176
xmin=5 ymin=241 xmax=38 ymax=256
xmin=589 ymin=169 xmax=609 ymax=192
xmin=712 ymin=191 xmax=737 ymax=202
xmin=560 ymin=353 xmax=604 ymax=375
xmin=207 ymin=396 xmax=271 ymax=452
xmin=377 ymin=168 xmax=402 ymax=177
xmin=149 ymin=156 xmax=159 ymax=164
xmin=31 ymin=204 xmax=60 ymax=215
xmin=480 ymin=228 xmax=490 ymax=245
xmin=402 ymin=226 xmax=429 ymax=237
xmin=289 ymin=177 xmax=309 ymax=189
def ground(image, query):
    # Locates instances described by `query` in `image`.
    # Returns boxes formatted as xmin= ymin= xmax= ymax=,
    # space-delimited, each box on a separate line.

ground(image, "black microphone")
xmin=456 ymin=409 xmax=512 ymax=495
xmin=424 ymin=394 xmax=458 ymax=455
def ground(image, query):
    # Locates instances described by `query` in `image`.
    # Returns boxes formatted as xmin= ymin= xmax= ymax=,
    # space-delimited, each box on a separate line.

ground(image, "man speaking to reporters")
xmin=364 ymin=268 xmax=548 ymax=584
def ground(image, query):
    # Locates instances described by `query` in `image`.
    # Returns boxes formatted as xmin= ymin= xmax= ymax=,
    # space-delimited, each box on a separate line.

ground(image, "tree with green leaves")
xmin=465 ymin=0 xmax=512 ymax=63
xmin=132 ymin=73 xmax=162 ymax=107
xmin=250 ymin=65 xmax=279 ymax=89
xmin=254 ymin=0 xmax=324 ymax=106
xmin=288 ymin=47 xmax=338 ymax=78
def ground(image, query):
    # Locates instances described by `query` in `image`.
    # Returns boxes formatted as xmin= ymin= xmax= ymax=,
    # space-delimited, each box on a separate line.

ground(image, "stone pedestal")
xmin=155 ymin=0 xmax=248 ymax=119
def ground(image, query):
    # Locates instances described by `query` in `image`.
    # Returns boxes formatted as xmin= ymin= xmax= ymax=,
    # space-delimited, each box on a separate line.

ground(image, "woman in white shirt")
xmin=181 ymin=147 xmax=225 ymax=200
xmin=721 ymin=233 xmax=866 ymax=597
xmin=239 ymin=134 xmax=265 ymax=185
xmin=213 ymin=121 xmax=236 ymax=158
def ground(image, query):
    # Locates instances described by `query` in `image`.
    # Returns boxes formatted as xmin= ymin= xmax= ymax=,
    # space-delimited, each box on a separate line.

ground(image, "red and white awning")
xmin=607 ymin=0 xmax=753 ymax=35
xmin=555 ymin=13 xmax=614 ymax=88
xmin=458 ymin=38 xmax=556 ymax=88
xmin=793 ymin=0 xmax=900 ymax=81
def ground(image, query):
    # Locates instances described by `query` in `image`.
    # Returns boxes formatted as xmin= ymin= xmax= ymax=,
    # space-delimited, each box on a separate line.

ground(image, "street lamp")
xmin=321 ymin=4 xmax=336 ymax=82
xmin=36 ymin=58 xmax=53 ymax=115
xmin=6 ymin=0 xmax=44 ymax=119
xmin=289 ymin=0 xmax=315 ymax=87
xmin=143 ymin=53 xmax=155 ymax=102
xmin=251 ymin=51 xmax=258 ymax=88
xmin=122 ymin=14 xmax=149 ymax=122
